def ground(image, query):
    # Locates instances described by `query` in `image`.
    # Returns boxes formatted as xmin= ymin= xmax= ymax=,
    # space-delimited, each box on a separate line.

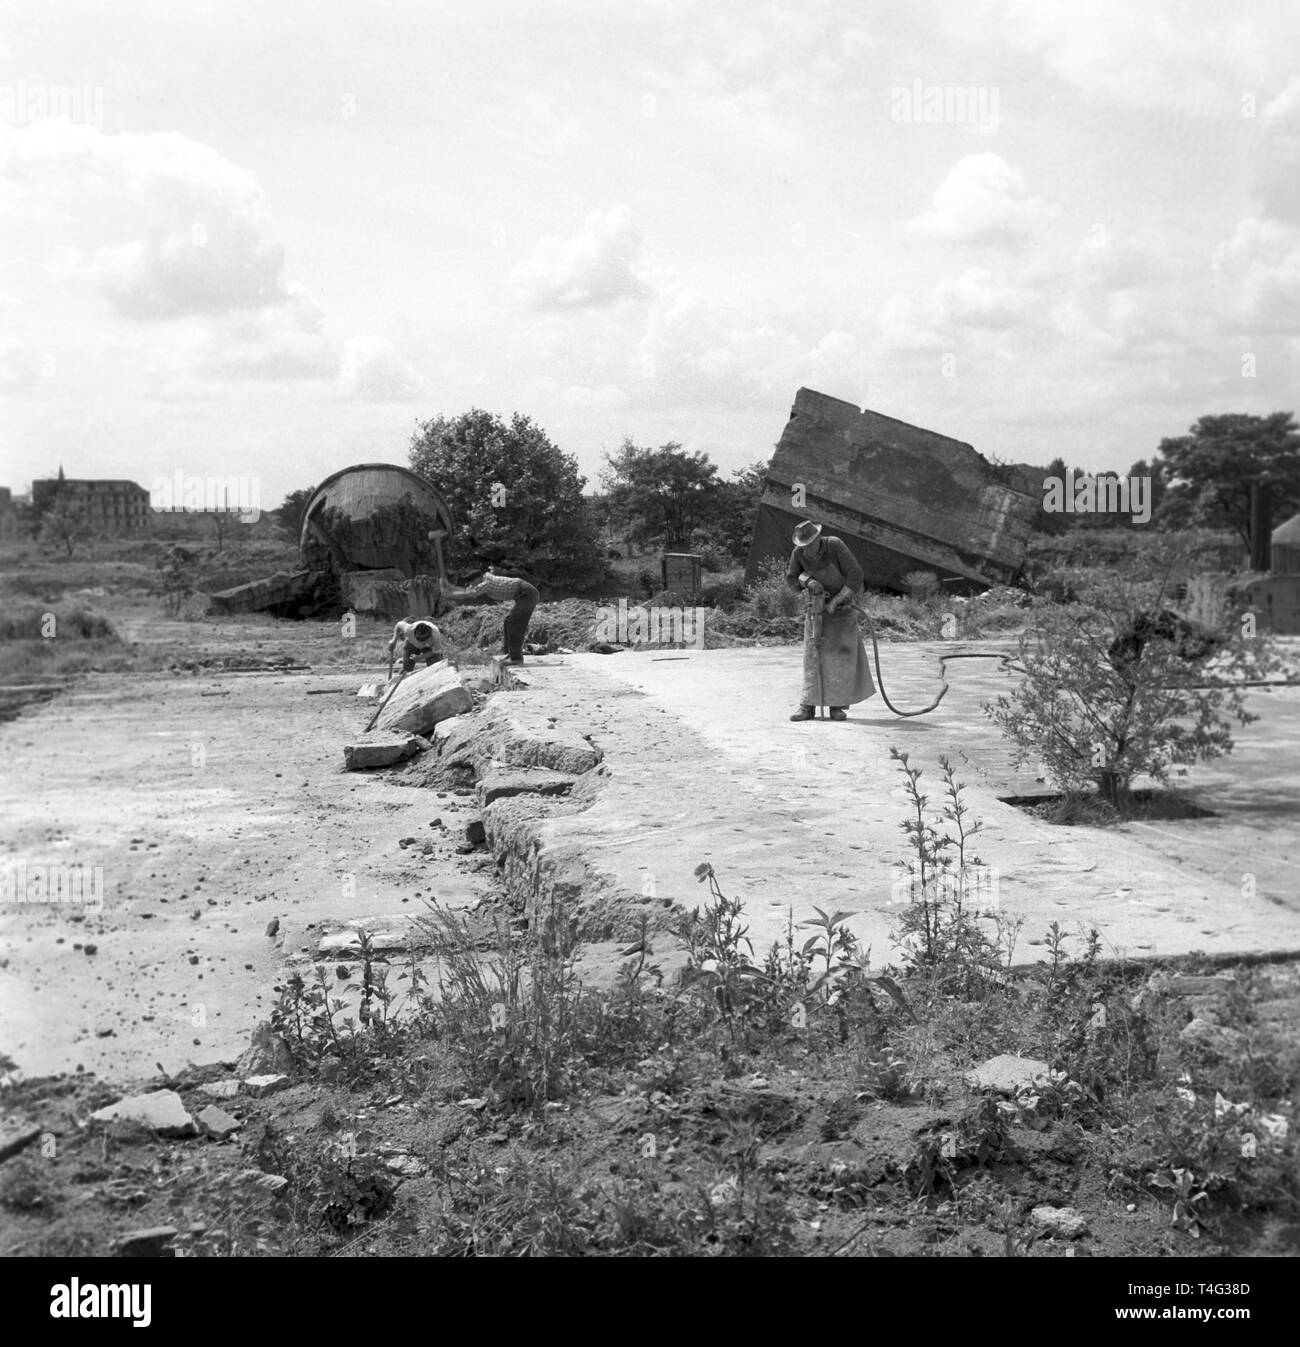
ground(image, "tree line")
xmin=270 ymin=408 xmax=1300 ymax=591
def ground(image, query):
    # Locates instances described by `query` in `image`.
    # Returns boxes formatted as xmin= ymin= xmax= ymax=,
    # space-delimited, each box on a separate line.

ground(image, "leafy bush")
xmin=903 ymin=569 xmax=940 ymax=601
xmin=984 ymin=572 xmax=1284 ymax=810
xmin=743 ymin=556 xmax=800 ymax=619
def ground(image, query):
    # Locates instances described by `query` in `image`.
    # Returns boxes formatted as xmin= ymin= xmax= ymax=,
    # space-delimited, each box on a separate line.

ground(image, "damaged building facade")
xmin=745 ymin=388 xmax=1037 ymax=593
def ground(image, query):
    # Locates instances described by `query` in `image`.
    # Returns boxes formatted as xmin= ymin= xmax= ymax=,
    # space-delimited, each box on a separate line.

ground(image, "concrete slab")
xmin=502 ymin=644 xmax=1300 ymax=964
xmin=376 ymin=663 xmax=473 ymax=735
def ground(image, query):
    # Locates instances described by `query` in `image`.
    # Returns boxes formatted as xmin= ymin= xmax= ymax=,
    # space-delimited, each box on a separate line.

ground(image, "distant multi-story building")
xmin=0 ymin=486 xmax=26 ymax=539
xmin=31 ymin=473 xmax=151 ymax=532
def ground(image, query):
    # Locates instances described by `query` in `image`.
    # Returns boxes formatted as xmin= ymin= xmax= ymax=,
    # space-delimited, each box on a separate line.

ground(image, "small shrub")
xmin=984 ymin=571 xmax=1284 ymax=811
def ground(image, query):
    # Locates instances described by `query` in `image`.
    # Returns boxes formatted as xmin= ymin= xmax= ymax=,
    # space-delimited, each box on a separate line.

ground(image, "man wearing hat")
xmin=786 ymin=520 xmax=875 ymax=721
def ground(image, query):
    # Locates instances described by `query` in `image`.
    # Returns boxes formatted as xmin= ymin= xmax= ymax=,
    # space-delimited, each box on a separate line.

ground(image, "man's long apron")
xmin=801 ymin=599 xmax=875 ymax=708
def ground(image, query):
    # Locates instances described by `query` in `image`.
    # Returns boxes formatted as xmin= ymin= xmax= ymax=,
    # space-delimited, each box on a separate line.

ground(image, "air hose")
xmin=856 ymin=605 xmax=1027 ymax=718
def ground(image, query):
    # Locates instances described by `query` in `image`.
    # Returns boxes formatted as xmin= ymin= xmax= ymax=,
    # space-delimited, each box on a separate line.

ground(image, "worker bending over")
xmin=387 ymin=618 xmax=443 ymax=680
xmin=440 ymin=569 xmax=539 ymax=665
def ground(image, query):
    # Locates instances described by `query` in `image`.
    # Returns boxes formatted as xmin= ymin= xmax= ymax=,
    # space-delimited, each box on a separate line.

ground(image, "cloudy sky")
xmin=2 ymin=0 xmax=1298 ymax=508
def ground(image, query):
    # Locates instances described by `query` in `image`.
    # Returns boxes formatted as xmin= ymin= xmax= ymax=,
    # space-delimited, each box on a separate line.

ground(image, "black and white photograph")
xmin=1 ymin=0 xmax=1297 ymax=1295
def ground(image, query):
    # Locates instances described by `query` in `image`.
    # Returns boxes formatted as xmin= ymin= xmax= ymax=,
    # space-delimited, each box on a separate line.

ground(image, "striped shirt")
xmin=468 ymin=573 xmax=524 ymax=601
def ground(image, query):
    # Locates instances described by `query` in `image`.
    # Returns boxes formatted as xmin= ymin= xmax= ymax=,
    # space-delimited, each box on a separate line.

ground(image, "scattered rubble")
xmin=196 ymin=1104 xmax=241 ymax=1140
xmin=236 ymin=1023 xmax=294 ymax=1078
xmin=1031 ymin=1205 xmax=1088 ymax=1239
xmin=91 ymin=1090 xmax=197 ymax=1137
xmin=198 ymin=1080 xmax=241 ymax=1101
xmin=963 ymin=1055 xmax=1051 ymax=1094
xmin=343 ymin=733 xmax=429 ymax=770
xmin=114 ymin=1225 xmax=179 ymax=1257
xmin=0 ymin=1122 xmax=43 ymax=1164
xmin=243 ymin=1074 xmax=289 ymax=1098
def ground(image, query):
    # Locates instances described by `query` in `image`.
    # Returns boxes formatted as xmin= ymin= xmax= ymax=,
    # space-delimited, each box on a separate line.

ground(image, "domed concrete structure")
xmin=299 ymin=464 xmax=453 ymax=577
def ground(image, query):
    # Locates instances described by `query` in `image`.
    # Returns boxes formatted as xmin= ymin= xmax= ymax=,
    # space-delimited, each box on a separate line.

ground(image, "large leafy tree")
xmin=275 ymin=486 xmax=316 ymax=543
xmin=712 ymin=460 xmax=769 ymax=561
xmin=1155 ymin=412 xmax=1300 ymax=546
xmin=601 ymin=440 xmax=723 ymax=550
xmin=409 ymin=409 xmax=603 ymax=591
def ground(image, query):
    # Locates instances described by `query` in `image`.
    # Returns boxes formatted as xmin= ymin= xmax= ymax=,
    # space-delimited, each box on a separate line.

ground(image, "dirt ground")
xmin=2 ymin=606 xmax=1297 ymax=1258
xmin=0 ymin=608 xmax=503 ymax=1081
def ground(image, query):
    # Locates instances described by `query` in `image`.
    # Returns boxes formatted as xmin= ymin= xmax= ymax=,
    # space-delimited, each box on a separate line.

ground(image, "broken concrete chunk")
xmin=198 ymin=1079 xmax=241 ymax=1101
xmin=383 ymin=1153 xmax=427 ymax=1178
xmin=114 ymin=1225 xmax=179 ymax=1257
xmin=0 ymin=1123 xmax=43 ymax=1164
xmin=315 ymin=914 xmax=430 ymax=956
xmin=207 ymin=570 xmax=311 ymax=615
xmin=91 ymin=1090 xmax=197 ymax=1137
xmin=1166 ymin=974 xmax=1236 ymax=997
xmin=243 ymin=1074 xmax=289 ymax=1098
xmin=1031 ymin=1205 xmax=1088 ymax=1239
xmin=318 ymin=930 xmax=363 ymax=954
xmin=376 ymin=662 xmax=473 ymax=736
xmin=235 ymin=1023 xmax=294 ymax=1078
xmin=963 ymin=1055 xmax=1051 ymax=1094
xmin=343 ymin=734 xmax=428 ymax=770
xmin=339 ymin=567 xmax=407 ymax=616
xmin=440 ymin=707 xmax=602 ymax=776
xmin=1179 ymin=1017 xmax=1245 ymax=1055
xmin=196 ymin=1104 xmax=241 ymax=1140
xmin=476 ymin=768 xmax=581 ymax=807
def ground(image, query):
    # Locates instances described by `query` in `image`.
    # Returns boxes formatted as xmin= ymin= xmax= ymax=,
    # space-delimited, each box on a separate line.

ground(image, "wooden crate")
xmin=661 ymin=553 xmax=702 ymax=596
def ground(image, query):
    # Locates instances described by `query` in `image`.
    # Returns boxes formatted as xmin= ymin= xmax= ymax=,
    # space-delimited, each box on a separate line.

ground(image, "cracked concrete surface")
xmin=484 ymin=642 xmax=1300 ymax=962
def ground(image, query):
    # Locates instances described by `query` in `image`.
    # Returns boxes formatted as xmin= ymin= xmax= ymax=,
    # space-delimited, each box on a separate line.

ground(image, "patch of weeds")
xmin=0 ymin=1154 xmax=63 ymax=1215
xmin=415 ymin=898 xmax=589 ymax=1110
xmin=907 ymin=1097 xmax=1013 ymax=1199
xmin=167 ymin=1163 xmax=289 ymax=1257
xmin=888 ymin=750 xmax=1011 ymax=1001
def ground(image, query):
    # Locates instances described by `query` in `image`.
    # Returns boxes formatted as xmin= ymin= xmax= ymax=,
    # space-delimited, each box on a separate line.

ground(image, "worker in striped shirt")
xmin=439 ymin=569 xmax=540 ymax=664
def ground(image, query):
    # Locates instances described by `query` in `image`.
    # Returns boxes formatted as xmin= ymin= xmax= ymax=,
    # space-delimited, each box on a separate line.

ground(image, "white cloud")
xmin=917 ymin=154 xmax=1055 ymax=246
xmin=511 ymin=204 xmax=647 ymax=309
xmin=1 ymin=119 xmax=289 ymax=319
xmin=635 ymin=283 xmax=802 ymax=407
xmin=339 ymin=335 xmax=423 ymax=401
xmin=0 ymin=340 xmax=43 ymax=390
xmin=198 ymin=289 xmax=337 ymax=381
xmin=991 ymin=0 xmax=1289 ymax=116
xmin=1211 ymin=217 xmax=1300 ymax=333
xmin=874 ymin=269 xmax=1042 ymax=356
xmin=1255 ymin=75 xmax=1300 ymax=224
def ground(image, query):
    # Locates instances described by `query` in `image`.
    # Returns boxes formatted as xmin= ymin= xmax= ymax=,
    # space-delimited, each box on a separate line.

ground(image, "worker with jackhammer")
xmin=786 ymin=520 xmax=876 ymax=721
